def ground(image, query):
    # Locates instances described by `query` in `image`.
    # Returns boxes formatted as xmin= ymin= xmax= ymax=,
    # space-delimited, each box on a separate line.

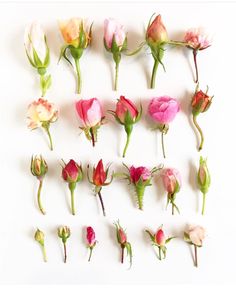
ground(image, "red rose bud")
xmin=110 ymin=96 xmax=142 ymax=157
xmin=86 ymin=226 xmax=97 ymax=261
xmin=126 ymin=164 xmax=159 ymax=210
xmin=31 ymin=155 xmax=48 ymax=215
xmin=114 ymin=221 xmax=132 ymax=267
xmin=146 ymin=226 xmax=174 ymax=260
xmin=88 ymin=159 xmax=113 ymax=216
xmin=197 ymin=156 xmax=211 ymax=215
xmin=192 ymin=86 xmax=213 ymax=151
xmin=62 ymin=159 xmax=83 ymax=215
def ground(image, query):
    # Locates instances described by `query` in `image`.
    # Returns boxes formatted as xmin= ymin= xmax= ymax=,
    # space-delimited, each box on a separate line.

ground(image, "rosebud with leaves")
xmin=24 ymin=22 xmax=51 ymax=97
xmin=197 ymin=156 xmax=211 ymax=215
xmin=114 ymin=221 xmax=132 ymax=268
xmin=87 ymin=159 xmax=113 ymax=216
xmin=145 ymin=225 xmax=175 ymax=260
xmin=31 ymin=155 xmax=48 ymax=215
xmin=75 ymin=98 xmax=104 ymax=147
xmin=86 ymin=226 xmax=97 ymax=262
xmin=58 ymin=226 xmax=71 ymax=263
xmin=184 ymin=27 xmax=212 ymax=83
xmin=61 ymin=159 xmax=83 ymax=215
xmin=104 ymin=18 xmax=127 ymax=90
xmin=192 ymin=85 xmax=213 ymax=151
xmin=59 ymin=18 xmax=92 ymax=94
xmin=109 ymin=96 xmax=142 ymax=157
xmin=161 ymin=168 xmax=181 ymax=215
xmin=34 ymin=228 xmax=47 ymax=262
xmin=122 ymin=163 xmax=162 ymax=210
xmin=184 ymin=225 xmax=206 ymax=267
xmin=27 ymin=98 xmax=58 ymax=150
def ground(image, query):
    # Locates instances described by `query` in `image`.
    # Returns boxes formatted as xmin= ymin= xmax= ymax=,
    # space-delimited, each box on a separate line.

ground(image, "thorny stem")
xmin=97 ymin=189 xmax=106 ymax=216
xmin=194 ymin=244 xmax=198 ymax=267
xmin=63 ymin=242 xmax=67 ymax=263
xmin=193 ymin=115 xmax=204 ymax=151
xmin=75 ymin=58 xmax=81 ymax=94
xmin=193 ymin=50 xmax=199 ymax=83
xmin=202 ymin=193 xmax=206 ymax=215
xmin=151 ymin=59 xmax=159 ymax=89
xmin=37 ymin=179 xmax=46 ymax=215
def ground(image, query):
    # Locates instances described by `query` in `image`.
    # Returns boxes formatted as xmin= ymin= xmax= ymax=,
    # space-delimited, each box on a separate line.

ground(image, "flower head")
xmin=86 ymin=226 xmax=96 ymax=247
xmin=184 ymin=225 xmax=205 ymax=247
xmin=31 ymin=155 xmax=48 ymax=180
xmin=104 ymin=18 xmax=126 ymax=51
xmin=184 ymin=27 xmax=211 ymax=51
xmin=129 ymin=166 xmax=151 ymax=185
xmin=146 ymin=14 xmax=168 ymax=45
xmin=192 ymin=89 xmax=213 ymax=116
xmin=58 ymin=226 xmax=71 ymax=242
xmin=62 ymin=159 xmax=83 ymax=183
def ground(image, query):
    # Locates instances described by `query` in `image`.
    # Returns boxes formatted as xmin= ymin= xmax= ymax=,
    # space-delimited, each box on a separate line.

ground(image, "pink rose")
xmin=129 ymin=166 xmax=151 ymax=184
xmin=146 ymin=14 xmax=168 ymax=44
xmin=155 ymin=228 xmax=166 ymax=246
xmin=188 ymin=225 xmax=205 ymax=246
xmin=184 ymin=27 xmax=211 ymax=50
xmin=62 ymin=159 xmax=82 ymax=183
xmin=115 ymin=96 xmax=138 ymax=124
xmin=162 ymin=168 xmax=181 ymax=195
xmin=76 ymin=98 xmax=103 ymax=127
xmin=104 ymin=18 xmax=126 ymax=49
xmin=86 ymin=226 xmax=96 ymax=246
xmin=148 ymin=96 xmax=180 ymax=124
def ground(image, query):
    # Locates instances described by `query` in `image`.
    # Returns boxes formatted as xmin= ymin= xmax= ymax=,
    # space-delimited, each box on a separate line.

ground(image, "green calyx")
xmin=31 ymin=155 xmax=48 ymax=178
xmin=197 ymin=156 xmax=211 ymax=194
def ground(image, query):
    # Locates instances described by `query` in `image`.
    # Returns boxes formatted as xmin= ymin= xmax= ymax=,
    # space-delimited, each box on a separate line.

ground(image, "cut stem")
xmin=161 ymin=130 xmax=166 ymax=158
xmin=194 ymin=244 xmax=198 ymax=267
xmin=63 ymin=242 xmax=67 ymax=263
xmin=193 ymin=115 xmax=204 ymax=151
xmin=37 ymin=179 xmax=46 ymax=215
xmin=172 ymin=202 xmax=174 ymax=215
xmin=75 ymin=58 xmax=81 ymax=94
xmin=121 ymin=245 xmax=125 ymax=264
xmin=158 ymin=246 xmax=162 ymax=260
xmin=151 ymin=59 xmax=159 ymax=89
xmin=70 ymin=187 xmax=75 ymax=215
xmin=202 ymin=193 xmax=206 ymax=215
xmin=42 ymin=244 xmax=47 ymax=262
xmin=43 ymin=125 xmax=53 ymax=151
xmin=115 ymin=61 xmax=119 ymax=91
xmin=97 ymin=189 xmax=106 ymax=216
xmin=88 ymin=247 xmax=93 ymax=262
xmin=193 ymin=50 xmax=199 ymax=83
xmin=122 ymin=132 xmax=131 ymax=158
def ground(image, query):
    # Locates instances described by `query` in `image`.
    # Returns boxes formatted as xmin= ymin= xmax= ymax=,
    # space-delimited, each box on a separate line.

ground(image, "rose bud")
xmin=184 ymin=27 xmax=212 ymax=83
xmin=24 ymin=22 xmax=51 ymax=97
xmin=75 ymin=98 xmax=104 ymax=147
xmin=148 ymin=96 xmax=180 ymax=158
xmin=61 ymin=159 xmax=83 ymax=215
xmin=86 ymin=226 xmax=97 ymax=262
xmin=161 ymin=168 xmax=181 ymax=215
xmin=58 ymin=226 xmax=71 ymax=263
xmin=104 ymin=18 xmax=127 ymax=90
xmin=192 ymin=86 xmax=213 ymax=151
xmin=34 ymin=228 xmax=47 ymax=262
xmin=145 ymin=226 xmax=175 ymax=260
xmin=123 ymin=164 xmax=161 ymax=210
xmin=31 ymin=155 xmax=48 ymax=215
xmin=109 ymin=96 xmax=142 ymax=157
xmin=59 ymin=18 xmax=92 ymax=94
xmin=27 ymin=98 xmax=58 ymax=150
xmin=197 ymin=156 xmax=211 ymax=215
xmin=184 ymin=225 xmax=206 ymax=267
xmin=114 ymin=221 xmax=132 ymax=267
xmin=87 ymin=159 xmax=113 ymax=216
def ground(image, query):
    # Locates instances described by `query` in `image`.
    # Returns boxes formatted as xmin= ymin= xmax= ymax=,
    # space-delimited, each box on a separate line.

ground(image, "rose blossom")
xmin=184 ymin=27 xmax=211 ymax=50
xmin=146 ymin=14 xmax=168 ymax=44
xmin=104 ymin=18 xmax=126 ymax=49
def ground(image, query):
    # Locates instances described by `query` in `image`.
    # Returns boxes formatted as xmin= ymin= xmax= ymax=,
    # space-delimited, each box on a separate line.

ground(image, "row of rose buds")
xmin=34 ymin=223 xmax=206 ymax=268
xmin=27 ymin=91 xmax=213 ymax=153
xmin=31 ymin=155 xmax=211 ymax=216
xmin=24 ymin=15 xmax=211 ymax=94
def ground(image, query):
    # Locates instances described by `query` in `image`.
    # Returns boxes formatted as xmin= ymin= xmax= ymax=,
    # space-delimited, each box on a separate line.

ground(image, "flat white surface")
xmin=0 ymin=1 xmax=235 ymax=286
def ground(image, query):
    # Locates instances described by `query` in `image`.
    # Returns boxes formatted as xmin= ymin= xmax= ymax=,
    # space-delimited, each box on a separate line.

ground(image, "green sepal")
xmin=125 ymin=241 xmax=132 ymax=268
xmin=145 ymin=230 xmax=155 ymax=242
xmin=69 ymin=182 xmax=76 ymax=192
xmin=32 ymin=47 xmax=43 ymax=67
xmin=165 ymin=236 xmax=175 ymax=244
xmin=184 ymin=232 xmax=192 ymax=243
xmin=43 ymin=36 xmax=50 ymax=67
xmin=25 ymin=47 xmax=37 ymax=68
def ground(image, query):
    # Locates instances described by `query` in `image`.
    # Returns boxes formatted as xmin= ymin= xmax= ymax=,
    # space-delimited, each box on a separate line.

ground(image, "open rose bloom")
xmin=59 ymin=17 xmax=92 ymax=94
xmin=104 ymin=18 xmax=127 ymax=90
xmin=184 ymin=225 xmax=206 ymax=267
xmin=75 ymin=98 xmax=104 ymax=147
xmin=184 ymin=27 xmax=212 ymax=83
xmin=27 ymin=98 xmax=58 ymax=150
xmin=24 ymin=22 xmax=51 ymax=97
xmin=146 ymin=226 xmax=175 ymax=260
xmin=148 ymin=96 xmax=180 ymax=158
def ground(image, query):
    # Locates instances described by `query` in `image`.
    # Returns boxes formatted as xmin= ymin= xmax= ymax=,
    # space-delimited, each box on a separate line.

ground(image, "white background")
xmin=0 ymin=0 xmax=235 ymax=286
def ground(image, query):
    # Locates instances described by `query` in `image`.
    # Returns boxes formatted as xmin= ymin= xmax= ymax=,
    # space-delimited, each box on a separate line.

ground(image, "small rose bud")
xmin=93 ymin=159 xmax=107 ymax=187
xmin=34 ymin=228 xmax=47 ymax=262
xmin=62 ymin=159 xmax=83 ymax=183
xmin=155 ymin=228 xmax=166 ymax=246
xmin=86 ymin=226 xmax=97 ymax=262
xmin=146 ymin=14 xmax=168 ymax=45
xmin=192 ymin=90 xmax=212 ymax=117
xmin=58 ymin=226 xmax=71 ymax=242
xmin=31 ymin=155 xmax=48 ymax=180
xmin=197 ymin=156 xmax=211 ymax=215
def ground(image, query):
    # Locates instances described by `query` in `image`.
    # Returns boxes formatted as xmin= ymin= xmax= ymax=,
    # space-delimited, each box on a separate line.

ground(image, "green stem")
xmin=161 ymin=130 xmax=166 ymax=158
xmin=193 ymin=115 xmax=204 ymax=151
xmin=202 ymin=193 xmax=206 ymax=215
xmin=167 ymin=40 xmax=188 ymax=46
xmin=115 ymin=61 xmax=119 ymax=91
xmin=158 ymin=246 xmax=162 ymax=260
xmin=122 ymin=132 xmax=131 ymax=158
xmin=151 ymin=59 xmax=159 ymax=89
xmin=43 ymin=125 xmax=53 ymax=151
xmin=88 ymin=247 xmax=93 ymax=262
xmin=42 ymin=244 xmax=47 ymax=262
xmin=40 ymin=75 xmax=46 ymax=97
xmin=37 ymin=179 xmax=46 ymax=215
xmin=75 ymin=58 xmax=81 ymax=94
xmin=63 ymin=242 xmax=67 ymax=263
xmin=70 ymin=186 xmax=75 ymax=215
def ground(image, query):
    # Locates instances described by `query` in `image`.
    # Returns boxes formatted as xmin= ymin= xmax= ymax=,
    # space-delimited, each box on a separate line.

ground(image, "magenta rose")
xmin=129 ymin=166 xmax=151 ymax=184
xmin=148 ymin=96 xmax=180 ymax=158
xmin=75 ymin=98 xmax=104 ymax=147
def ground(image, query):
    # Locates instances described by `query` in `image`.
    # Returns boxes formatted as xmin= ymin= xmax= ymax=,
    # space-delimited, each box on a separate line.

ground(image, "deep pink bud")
xmin=155 ymin=228 xmax=166 ymax=246
xmin=62 ymin=159 xmax=82 ymax=183
xmin=129 ymin=166 xmax=151 ymax=184
xmin=115 ymin=96 xmax=138 ymax=124
xmin=86 ymin=226 xmax=96 ymax=246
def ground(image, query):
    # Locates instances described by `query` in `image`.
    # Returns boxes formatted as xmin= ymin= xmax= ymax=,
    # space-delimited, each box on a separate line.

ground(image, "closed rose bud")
xmin=62 ymin=159 xmax=82 ymax=183
xmin=162 ymin=168 xmax=181 ymax=215
xmin=58 ymin=226 xmax=71 ymax=263
xmin=198 ymin=157 xmax=211 ymax=215
xmin=31 ymin=155 xmax=48 ymax=179
xmin=93 ymin=160 xmax=106 ymax=186
xmin=155 ymin=228 xmax=166 ymax=246
xmin=146 ymin=14 xmax=168 ymax=45
xmin=86 ymin=226 xmax=97 ymax=261
xmin=34 ymin=228 xmax=47 ymax=262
